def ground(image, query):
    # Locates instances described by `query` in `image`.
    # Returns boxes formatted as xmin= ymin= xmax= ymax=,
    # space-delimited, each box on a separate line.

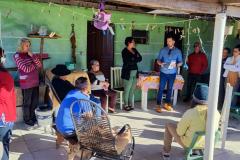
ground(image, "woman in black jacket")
xmin=121 ymin=37 xmax=142 ymax=111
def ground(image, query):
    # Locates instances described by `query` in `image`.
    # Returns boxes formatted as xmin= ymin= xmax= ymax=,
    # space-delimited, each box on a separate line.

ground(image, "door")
xmin=87 ymin=21 xmax=114 ymax=80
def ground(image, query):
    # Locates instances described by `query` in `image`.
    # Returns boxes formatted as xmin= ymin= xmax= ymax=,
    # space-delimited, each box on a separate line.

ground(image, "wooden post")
xmin=40 ymin=37 xmax=44 ymax=66
xmin=39 ymin=37 xmax=45 ymax=82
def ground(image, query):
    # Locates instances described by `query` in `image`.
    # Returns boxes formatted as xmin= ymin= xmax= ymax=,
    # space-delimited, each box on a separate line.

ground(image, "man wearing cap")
xmin=156 ymin=36 xmax=183 ymax=113
xmin=161 ymin=84 xmax=220 ymax=160
xmin=184 ymin=42 xmax=208 ymax=102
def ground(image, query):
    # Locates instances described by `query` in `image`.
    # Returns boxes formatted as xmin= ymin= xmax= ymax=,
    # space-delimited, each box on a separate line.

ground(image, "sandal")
xmin=124 ymin=106 xmax=132 ymax=111
xmin=108 ymin=108 xmax=116 ymax=113
xmin=128 ymin=106 xmax=134 ymax=110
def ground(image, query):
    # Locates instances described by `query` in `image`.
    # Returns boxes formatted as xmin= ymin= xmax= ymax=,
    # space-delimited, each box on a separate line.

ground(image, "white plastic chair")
xmin=110 ymin=67 xmax=124 ymax=110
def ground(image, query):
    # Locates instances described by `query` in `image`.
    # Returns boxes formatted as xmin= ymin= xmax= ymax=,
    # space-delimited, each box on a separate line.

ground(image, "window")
xmin=132 ymin=30 xmax=149 ymax=44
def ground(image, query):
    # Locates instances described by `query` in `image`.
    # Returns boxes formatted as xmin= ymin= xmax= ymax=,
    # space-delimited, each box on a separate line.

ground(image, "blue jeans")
xmin=157 ymin=72 xmax=176 ymax=105
xmin=0 ymin=125 xmax=13 ymax=160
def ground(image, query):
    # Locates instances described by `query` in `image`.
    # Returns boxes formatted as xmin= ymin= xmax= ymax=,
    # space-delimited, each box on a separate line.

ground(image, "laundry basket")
xmin=35 ymin=104 xmax=53 ymax=127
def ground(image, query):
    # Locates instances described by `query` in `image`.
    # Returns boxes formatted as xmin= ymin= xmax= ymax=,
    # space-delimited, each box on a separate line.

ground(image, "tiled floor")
xmin=9 ymin=101 xmax=240 ymax=160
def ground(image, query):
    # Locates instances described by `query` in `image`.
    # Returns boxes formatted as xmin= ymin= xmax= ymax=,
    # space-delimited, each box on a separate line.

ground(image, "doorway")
xmin=87 ymin=21 xmax=115 ymax=80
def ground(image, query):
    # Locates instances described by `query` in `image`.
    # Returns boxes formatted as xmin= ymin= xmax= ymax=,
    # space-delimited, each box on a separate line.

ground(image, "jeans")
xmin=157 ymin=72 xmax=176 ymax=105
xmin=123 ymin=70 xmax=137 ymax=106
xmin=22 ymin=86 xmax=39 ymax=123
xmin=0 ymin=125 xmax=13 ymax=160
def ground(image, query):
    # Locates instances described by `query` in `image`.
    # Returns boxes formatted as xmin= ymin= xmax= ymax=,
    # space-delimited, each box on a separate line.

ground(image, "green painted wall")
xmin=0 ymin=0 xmax=239 ymax=101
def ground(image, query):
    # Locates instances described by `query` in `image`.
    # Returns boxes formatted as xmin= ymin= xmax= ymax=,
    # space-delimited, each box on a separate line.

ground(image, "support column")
xmin=204 ymin=13 xmax=226 ymax=160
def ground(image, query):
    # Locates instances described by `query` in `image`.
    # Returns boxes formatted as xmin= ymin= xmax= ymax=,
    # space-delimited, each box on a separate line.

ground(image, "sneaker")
xmin=160 ymin=152 xmax=170 ymax=160
xmin=163 ymin=103 xmax=173 ymax=111
xmin=156 ymin=105 xmax=162 ymax=113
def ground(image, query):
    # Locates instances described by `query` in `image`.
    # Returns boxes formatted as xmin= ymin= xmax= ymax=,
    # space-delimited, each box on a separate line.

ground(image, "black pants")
xmin=218 ymin=77 xmax=226 ymax=110
xmin=22 ymin=86 xmax=39 ymax=123
xmin=185 ymin=73 xmax=202 ymax=100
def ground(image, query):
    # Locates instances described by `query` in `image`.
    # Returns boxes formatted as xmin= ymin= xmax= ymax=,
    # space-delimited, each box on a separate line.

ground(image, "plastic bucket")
xmin=35 ymin=104 xmax=53 ymax=127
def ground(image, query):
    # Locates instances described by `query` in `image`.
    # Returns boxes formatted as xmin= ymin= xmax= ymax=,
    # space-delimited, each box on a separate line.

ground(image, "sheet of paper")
xmin=168 ymin=61 xmax=176 ymax=69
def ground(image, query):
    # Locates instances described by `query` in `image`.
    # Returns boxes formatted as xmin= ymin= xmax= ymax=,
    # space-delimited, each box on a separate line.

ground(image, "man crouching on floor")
xmin=161 ymin=84 xmax=220 ymax=160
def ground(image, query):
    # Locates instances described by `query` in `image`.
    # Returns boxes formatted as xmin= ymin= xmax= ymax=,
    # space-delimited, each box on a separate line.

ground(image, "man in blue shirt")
xmin=56 ymin=76 xmax=100 ymax=141
xmin=156 ymin=36 xmax=183 ymax=113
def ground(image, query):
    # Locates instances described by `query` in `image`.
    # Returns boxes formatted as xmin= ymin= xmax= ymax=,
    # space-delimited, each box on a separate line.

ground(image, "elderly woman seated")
xmin=161 ymin=84 xmax=220 ymax=160
xmin=88 ymin=60 xmax=117 ymax=113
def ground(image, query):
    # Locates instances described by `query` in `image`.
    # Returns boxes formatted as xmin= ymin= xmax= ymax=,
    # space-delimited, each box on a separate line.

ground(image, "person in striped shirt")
xmin=14 ymin=38 xmax=42 ymax=126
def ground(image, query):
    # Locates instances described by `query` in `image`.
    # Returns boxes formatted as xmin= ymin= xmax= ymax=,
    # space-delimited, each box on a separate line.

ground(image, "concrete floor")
xmin=9 ymin=101 xmax=240 ymax=160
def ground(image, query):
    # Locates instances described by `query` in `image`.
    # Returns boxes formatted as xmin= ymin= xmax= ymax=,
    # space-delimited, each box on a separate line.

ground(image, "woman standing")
xmin=0 ymin=48 xmax=16 ymax=160
xmin=121 ymin=37 xmax=142 ymax=111
xmin=14 ymin=38 xmax=42 ymax=126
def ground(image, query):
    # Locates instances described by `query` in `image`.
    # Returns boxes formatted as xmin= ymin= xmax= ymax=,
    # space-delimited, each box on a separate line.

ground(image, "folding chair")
xmin=70 ymin=99 xmax=135 ymax=160
xmin=110 ymin=67 xmax=124 ymax=110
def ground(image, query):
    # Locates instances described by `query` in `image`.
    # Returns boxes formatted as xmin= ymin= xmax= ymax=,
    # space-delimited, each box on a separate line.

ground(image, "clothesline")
xmin=48 ymin=2 xmax=202 ymax=26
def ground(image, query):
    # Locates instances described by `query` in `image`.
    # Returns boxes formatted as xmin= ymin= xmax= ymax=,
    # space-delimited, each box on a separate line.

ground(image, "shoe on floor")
xmin=160 ymin=152 xmax=170 ymax=160
xmin=163 ymin=103 xmax=173 ymax=111
xmin=156 ymin=105 xmax=162 ymax=113
xmin=124 ymin=106 xmax=132 ymax=111
xmin=108 ymin=108 xmax=116 ymax=113
xmin=128 ymin=105 xmax=134 ymax=110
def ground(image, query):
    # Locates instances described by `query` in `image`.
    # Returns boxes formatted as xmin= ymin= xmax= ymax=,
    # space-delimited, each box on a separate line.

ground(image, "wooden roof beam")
xmin=32 ymin=0 xmax=152 ymax=13
xmin=111 ymin=0 xmax=240 ymax=17
xmin=110 ymin=0 xmax=223 ymax=14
